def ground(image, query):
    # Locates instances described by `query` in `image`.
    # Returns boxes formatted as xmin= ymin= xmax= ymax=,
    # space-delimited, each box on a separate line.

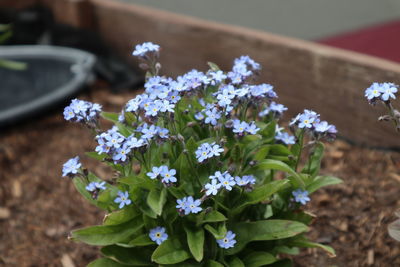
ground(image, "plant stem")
xmin=295 ymin=130 xmax=305 ymax=172
xmin=384 ymin=101 xmax=400 ymax=131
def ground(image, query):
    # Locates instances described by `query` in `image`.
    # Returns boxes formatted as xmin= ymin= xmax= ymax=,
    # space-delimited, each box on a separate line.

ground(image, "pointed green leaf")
xmin=126 ymin=234 xmax=154 ymax=247
xmin=256 ymin=159 xmax=304 ymax=188
xmin=302 ymin=142 xmax=324 ymax=177
xmin=104 ymin=207 xmax=140 ymax=225
xmin=243 ymin=251 xmax=277 ymax=266
xmin=204 ymin=224 xmax=227 ymax=239
xmin=306 ymin=175 xmax=342 ymax=193
xmin=233 ymin=180 xmax=289 ymax=214
xmin=101 ymin=112 xmax=120 ymax=123
xmin=71 ymin=217 xmax=143 ymax=246
xmin=207 ymin=61 xmax=220 ymax=71
xmin=151 ymin=238 xmax=191 ymax=264
xmin=184 ymin=225 xmax=204 ymax=262
xmin=198 ymin=210 xmax=227 ymax=225
xmin=228 ymin=257 xmax=245 ymax=267
xmin=101 ymin=245 xmax=153 ymax=265
xmin=88 ymin=258 xmax=131 ymax=267
xmin=289 ymin=238 xmax=336 ymax=257
xmin=147 ymin=188 xmax=167 ymax=216
xmin=227 ymin=220 xmax=308 ymax=255
xmin=206 ymin=260 xmax=224 ymax=267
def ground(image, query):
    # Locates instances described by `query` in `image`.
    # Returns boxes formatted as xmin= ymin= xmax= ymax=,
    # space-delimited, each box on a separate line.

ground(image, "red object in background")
xmin=319 ymin=20 xmax=400 ymax=63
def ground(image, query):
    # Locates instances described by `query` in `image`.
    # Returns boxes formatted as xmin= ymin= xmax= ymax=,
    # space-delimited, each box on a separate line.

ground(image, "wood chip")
xmin=61 ymin=254 xmax=75 ymax=267
xmin=0 ymin=207 xmax=10 ymax=219
xmin=367 ymin=249 xmax=374 ymax=265
xmin=12 ymin=180 xmax=22 ymax=198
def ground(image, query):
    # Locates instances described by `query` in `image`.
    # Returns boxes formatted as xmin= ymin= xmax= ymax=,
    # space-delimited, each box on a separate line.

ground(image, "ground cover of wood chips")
xmin=1 ymin=84 xmax=400 ymax=267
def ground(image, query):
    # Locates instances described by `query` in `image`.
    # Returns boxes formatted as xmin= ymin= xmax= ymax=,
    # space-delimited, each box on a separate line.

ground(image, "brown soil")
xmin=1 ymin=84 xmax=400 ymax=267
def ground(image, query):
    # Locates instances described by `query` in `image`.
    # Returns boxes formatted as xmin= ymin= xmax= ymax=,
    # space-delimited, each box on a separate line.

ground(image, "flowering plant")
xmin=62 ymin=42 xmax=342 ymax=266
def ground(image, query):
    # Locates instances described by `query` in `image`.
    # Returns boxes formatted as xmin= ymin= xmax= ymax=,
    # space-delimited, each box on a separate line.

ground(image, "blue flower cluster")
xmin=195 ymin=142 xmax=224 ymax=163
xmin=132 ymin=42 xmax=160 ymax=57
xmin=146 ymin=165 xmax=177 ymax=184
xmin=259 ymin=101 xmax=288 ymax=117
xmin=365 ymin=82 xmax=398 ymax=104
xmin=290 ymin=109 xmax=337 ymax=140
xmin=62 ymin=156 xmax=81 ymax=177
xmin=232 ymin=119 xmax=260 ymax=135
xmin=95 ymin=126 xmax=146 ymax=163
xmin=228 ymin=55 xmax=261 ymax=85
xmin=204 ymin=171 xmax=256 ymax=196
xmin=176 ymin=196 xmax=203 ymax=215
xmin=85 ymin=181 xmax=106 ymax=192
xmin=63 ymin=99 xmax=102 ymax=126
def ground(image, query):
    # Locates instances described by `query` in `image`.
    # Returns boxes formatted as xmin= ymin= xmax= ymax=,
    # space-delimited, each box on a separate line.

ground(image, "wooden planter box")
xmin=3 ymin=0 xmax=400 ymax=148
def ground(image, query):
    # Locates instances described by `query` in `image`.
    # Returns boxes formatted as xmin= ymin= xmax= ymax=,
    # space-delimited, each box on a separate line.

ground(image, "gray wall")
xmin=119 ymin=0 xmax=400 ymax=40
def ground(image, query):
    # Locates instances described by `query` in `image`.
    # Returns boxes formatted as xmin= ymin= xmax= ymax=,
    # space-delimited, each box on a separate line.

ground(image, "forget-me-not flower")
xmin=114 ymin=191 xmax=132 ymax=209
xmin=149 ymin=226 xmax=168 ymax=245
xmin=62 ymin=156 xmax=81 ymax=177
xmin=292 ymin=189 xmax=311 ymax=205
xmin=217 ymin=231 xmax=237 ymax=249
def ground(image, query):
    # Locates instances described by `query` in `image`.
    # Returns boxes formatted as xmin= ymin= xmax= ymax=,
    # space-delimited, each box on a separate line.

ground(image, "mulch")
xmin=1 ymin=83 xmax=400 ymax=267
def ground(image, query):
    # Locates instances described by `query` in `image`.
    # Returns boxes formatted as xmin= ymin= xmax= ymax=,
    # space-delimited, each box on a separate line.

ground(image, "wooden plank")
xmin=89 ymin=0 xmax=400 ymax=148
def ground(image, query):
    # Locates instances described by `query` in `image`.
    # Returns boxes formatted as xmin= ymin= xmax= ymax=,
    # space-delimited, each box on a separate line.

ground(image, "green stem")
xmin=384 ymin=101 xmax=400 ymax=131
xmin=295 ymin=130 xmax=305 ymax=172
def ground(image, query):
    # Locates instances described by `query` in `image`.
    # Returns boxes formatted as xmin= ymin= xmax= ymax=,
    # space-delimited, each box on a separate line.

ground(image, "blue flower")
xmin=105 ymin=132 xmax=125 ymax=149
xmin=204 ymin=179 xmax=221 ymax=196
xmin=149 ymin=226 xmax=168 ymax=245
xmin=209 ymin=70 xmax=227 ymax=85
xmin=275 ymin=132 xmax=296 ymax=145
xmin=112 ymin=145 xmax=131 ymax=162
xmin=176 ymin=196 xmax=202 ymax=215
xmin=141 ymin=124 xmax=158 ymax=140
xmin=298 ymin=113 xmax=316 ymax=129
xmin=195 ymin=143 xmax=212 ymax=163
xmin=292 ymin=189 xmax=310 ymax=205
xmin=186 ymin=196 xmax=202 ymax=214
xmin=114 ymin=191 xmax=132 ymax=209
xmin=157 ymin=128 xmax=169 ymax=139
xmin=217 ymin=89 xmax=235 ymax=107
xmin=233 ymin=120 xmax=248 ymax=134
xmin=195 ymin=112 xmax=205 ymax=121
xmin=314 ymin=121 xmax=330 ymax=133
xmin=208 ymin=143 xmax=224 ymax=158
xmin=160 ymin=167 xmax=177 ymax=184
xmin=126 ymin=96 xmax=142 ymax=113
xmin=246 ymin=122 xmax=260 ymax=134
xmin=235 ymin=175 xmax=256 ymax=186
xmin=218 ymin=172 xmax=236 ymax=191
xmin=86 ymin=181 xmax=106 ymax=192
xmin=63 ymin=99 xmax=102 ymax=123
xmin=176 ymin=196 xmax=190 ymax=215
xmin=380 ymin=82 xmax=398 ymax=101
xmin=217 ymin=230 xmax=237 ymax=249
xmin=132 ymin=42 xmax=160 ymax=57
xmin=63 ymin=106 xmax=75 ymax=121
xmin=259 ymin=101 xmax=287 ymax=116
xmin=62 ymin=156 xmax=81 ymax=177
xmin=147 ymin=166 xmax=166 ymax=179
xmin=365 ymin=82 xmax=383 ymax=101
xmin=204 ymin=107 xmax=221 ymax=126
xmin=125 ymin=136 xmax=145 ymax=149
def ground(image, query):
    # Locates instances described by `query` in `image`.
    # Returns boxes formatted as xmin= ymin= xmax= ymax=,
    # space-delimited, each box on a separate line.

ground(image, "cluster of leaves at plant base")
xmin=65 ymin=44 xmax=342 ymax=267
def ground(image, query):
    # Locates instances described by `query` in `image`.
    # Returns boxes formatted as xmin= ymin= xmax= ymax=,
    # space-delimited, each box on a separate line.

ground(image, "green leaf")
xmin=116 ymin=122 xmax=133 ymax=137
xmin=71 ymin=217 xmax=144 ymax=246
xmin=289 ymin=238 xmax=336 ymax=257
xmin=204 ymin=224 xmax=227 ymax=239
xmin=256 ymin=159 xmax=304 ymax=188
xmin=101 ymin=245 xmax=153 ymax=265
xmin=198 ymin=210 xmax=227 ymax=225
xmin=104 ymin=207 xmax=140 ymax=225
xmin=206 ymin=260 xmax=224 ymax=267
xmin=88 ymin=258 xmax=131 ymax=267
xmin=302 ymin=142 xmax=324 ymax=177
xmin=127 ymin=234 xmax=154 ymax=247
xmin=151 ymin=238 xmax=191 ymax=264
xmin=227 ymin=220 xmax=308 ymax=255
xmin=101 ymin=112 xmax=120 ymax=123
xmin=72 ymin=177 xmax=95 ymax=204
xmin=233 ymin=180 xmax=289 ymax=214
xmin=86 ymin=151 xmax=107 ymax=161
xmin=184 ymin=225 xmax=204 ymax=262
xmin=306 ymin=175 xmax=342 ymax=193
xmin=227 ymin=257 xmax=245 ymax=267
xmin=269 ymin=258 xmax=292 ymax=267
xmin=259 ymin=121 xmax=276 ymax=142
xmin=253 ymin=145 xmax=271 ymax=161
xmin=146 ymin=188 xmax=167 ymax=216
xmin=243 ymin=251 xmax=277 ymax=266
